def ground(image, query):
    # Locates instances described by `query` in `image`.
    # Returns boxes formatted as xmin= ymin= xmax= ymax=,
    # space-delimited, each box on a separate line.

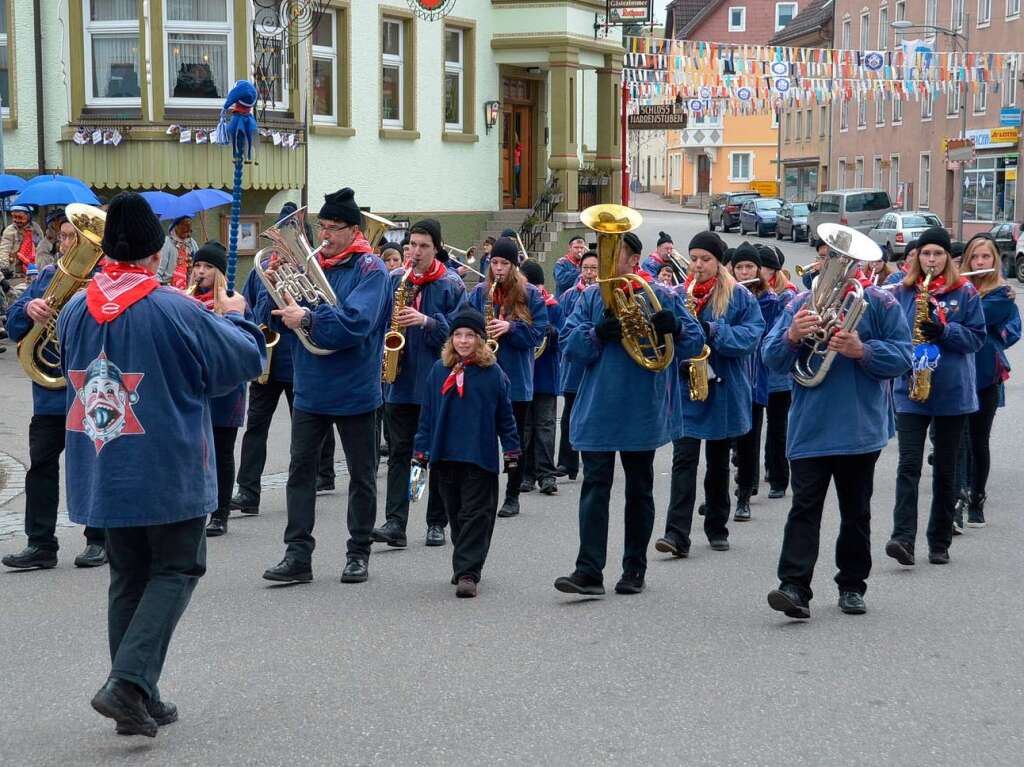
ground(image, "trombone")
xmin=444 ymin=243 xmax=488 ymax=280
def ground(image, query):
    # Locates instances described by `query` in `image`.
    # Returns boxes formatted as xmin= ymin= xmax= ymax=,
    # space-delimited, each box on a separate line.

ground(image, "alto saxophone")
xmin=685 ymin=285 xmax=711 ymax=402
xmin=382 ymin=267 xmax=415 ymax=384
xmin=909 ymin=270 xmax=935 ymax=402
xmin=483 ymin=281 xmax=500 ymax=353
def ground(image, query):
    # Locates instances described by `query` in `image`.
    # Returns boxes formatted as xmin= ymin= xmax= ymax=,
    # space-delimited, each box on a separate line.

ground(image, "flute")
xmin=879 ymin=268 xmax=995 ymax=289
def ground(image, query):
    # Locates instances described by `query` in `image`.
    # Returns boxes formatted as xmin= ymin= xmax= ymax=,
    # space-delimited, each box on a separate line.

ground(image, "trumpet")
xmin=794 ymin=263 xmax=818 ymax=278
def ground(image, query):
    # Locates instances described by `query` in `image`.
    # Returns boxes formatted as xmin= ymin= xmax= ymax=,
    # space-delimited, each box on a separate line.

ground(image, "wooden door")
xmin=697 ymin=155 xmax=711 ymax=194
xmin=502 ymin=94 xmax=534 ymax=209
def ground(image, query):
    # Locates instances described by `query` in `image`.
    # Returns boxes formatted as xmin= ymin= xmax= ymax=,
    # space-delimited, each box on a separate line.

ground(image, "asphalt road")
xmin=1 ymin=210 xmax=1022 ymax=766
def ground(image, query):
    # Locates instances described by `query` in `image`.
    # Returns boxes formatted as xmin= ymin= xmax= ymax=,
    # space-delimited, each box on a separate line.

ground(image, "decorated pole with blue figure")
xmin=214 ymin=80 xmax=259 ymax=295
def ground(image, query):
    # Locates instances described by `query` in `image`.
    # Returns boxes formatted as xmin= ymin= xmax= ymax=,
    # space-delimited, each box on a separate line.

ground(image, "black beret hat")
xmin=917 ymin=226 xmax=952 ymax=255
xmin=319 ymin=187 xmax=363 ymax=227
xmin=450 ymin=307 xmax=487 ymax=337
xmin=102 ymin=191 xmax=167 ymax=262
xmin=757 ymin=243 xmax=782 ymax=271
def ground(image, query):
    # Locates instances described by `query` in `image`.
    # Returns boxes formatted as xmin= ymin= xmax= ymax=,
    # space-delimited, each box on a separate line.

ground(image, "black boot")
xmin=262 ymin=556 xmax=313 ymax=583
xmin=371 ymin=519 xmax=407 ymax=547
xmin=498 ymin=497 xmax=520 ymax=518
xmin=1 ymin=546 xmax=57 ymax=570
xmin=230 ymin=491 xmax=259 ymax=515
xmin=74 ymin=543 xmax=108 ymax=568
xmin=205 ymin=510 xmax=228 ymax=537
xmin=966 ymin=491 xmax=987 ymax=528
xmin=734 ymin=489 xmax=752 ymax=522
xmin=91 ymin=678 xmax=158 ymax=737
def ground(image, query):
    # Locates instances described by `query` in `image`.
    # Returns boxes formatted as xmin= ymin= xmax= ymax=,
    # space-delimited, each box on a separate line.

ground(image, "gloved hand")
xmin=650 ymin=309 xmax=679 ymax=337
xmin=919 ymin=319 xmax=944 ymax=342
xmin=594 ymin=312 xmax=622 ymax=343
xmin=503 ymin=451 xmax=520 ymax=474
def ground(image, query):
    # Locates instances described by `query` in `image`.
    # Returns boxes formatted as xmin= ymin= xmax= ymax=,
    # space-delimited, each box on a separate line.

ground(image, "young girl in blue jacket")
xmin=413 ymin=308 xmax=521 ymax=598
xmin=954 ymin=235 xmax=1021 ymax=528
xmin=759 ymin=245 xmax=797 ymax=497
xmin=655 ymin=232 xmax=764 ymax=557
xmin=886 ymin=227 xmax=986 ymax=567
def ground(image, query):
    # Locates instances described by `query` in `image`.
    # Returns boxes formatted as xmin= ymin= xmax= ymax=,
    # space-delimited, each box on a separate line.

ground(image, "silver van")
xmin=807 ymin=189 xmax=894 ymax=245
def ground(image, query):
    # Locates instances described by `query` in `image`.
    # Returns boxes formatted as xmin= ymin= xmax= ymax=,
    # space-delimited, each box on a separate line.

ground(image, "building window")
xmin=670 ymin=154 xmax=682 ymax=191
xmin=253 ymin=25 xmax=288 ymax=111
xmin=952 ymin=0 xmax=965 ymax=29
xmin=784 ymin=111 xmax=791 ymax=142
xmin=84 ymin=0 xmax=141 ymax=105
xmin=894 ymin=1 xmax=906 ymax=44
xmin=879 ymin=6 xmax=888 ymax=49
xmin=893 ymin=98 xmax=903 ymax=123
xmin=962 ymin=155 xmax=1017 ymax=222
xmin=978 ymin=0 xmax=992 ymax=24
xmin=859 ymin=13 xmax=869 ymax=48
xmin=974 ymin=85 xmax=987 ymax=114
xmin=947 ymin=86 xmax=961 ymax=117
xmin=838 ymin=158 xmax=847 ymax=185
xmin=925 ymin=0 xmax=938 ymax=25
xmin=443 ymin=27 xmax=464 ymax=131
xmin=795 ymin=110 xmax=802 ymax=142
xmin=806 ymin=108 xmax=813 ymax=139
xmin=819 ymin=106 xmax=827 ymax=136
xmin=1004 ymin=61 xmax=1018 ymax=107
xmin=842 ymin=18 xmax=851 ymax=50
xmin=919 ymin=152 xmax=931 ymax=208
xmin=0 ymin=0 xmax=10 ymax=115
xmin=858 ymin=98 xmax=867 ymax=128
xmin=164 ymin=0 xmax=232 ymax=105
xmin=890 ymin=154 xmax=900 ymax=199
xmin=730 ymin=152 xmax=752 ymax=181
xmin=855 ymin=157 xmax=864 ymax=187
xmin=876 ymin=98 xmax=885 ymax=126
xmin=922 ymin=92 xmax=934 ymax=119
xmin=311 ymin=9 xmax=336 ymax=122
xmin=775 ymin=2 xmax=797 ymax=31
xmin=729 ymin=6 xmax=746 ymax=31
xmin=873 ymin=156 xmax=883 ymax=188
xmin=381 ymin=18 xmax=404 ymax=127
xmin=1010 ymin=0 xmax=1022 ymax=18
xmin=841 ymin=100 xmax=849 ymax=131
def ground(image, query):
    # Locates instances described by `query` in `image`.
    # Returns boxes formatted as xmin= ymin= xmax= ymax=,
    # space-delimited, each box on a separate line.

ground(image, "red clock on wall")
xmin=407 ymin=0 xmax=457 ymax=19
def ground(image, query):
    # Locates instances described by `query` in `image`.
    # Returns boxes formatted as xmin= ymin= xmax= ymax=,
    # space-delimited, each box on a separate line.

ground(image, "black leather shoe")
xmin=425 ymin=525 xmax=446 ymax=547
xmin=767 ymin=584 xmax=810 ymax=619
xmin=316 ymin=477 xmax=335 ymax=494
xmin=539 ymin=478 xmax=558 ymax=495
xmin=614 ymin=571 xmax=645 ymax=595
xmin=519 ymin=480 xmax=535 ymax=493
xmin=456 ymin=576 xmax=478 ymax=598
xmin=229 ymin=492 xmax=259 ymax=515
xmin=928 ymin=549 xmax=950 ymax=565
xmin=117 ymin=699 xmax=177 ymax=733
xmin=205 ymin=513 xmax=228 ymax=537
xmin=734 ymin=499 xmax=751 ymax=522
xmin=768 ymin=487 xmax=786 ymax=499
xmin=709 ymin=538 xmax=730 ymax=551
xmin=838 ymin=591 xmax=867 ymax=614
xmin=2 ymin=546 xmax=57 ymax=570
xmin=553 ymin=571 xmax=605 ymax=596
xmin=74 ymin=543 xmax=107 ymax=568
xmin=91 ymin=679 xmax=157 ymax=738
xmin=340 ymin=557 xmax=368 ymax=583
xmin=654 ymin=535 xmax=689 ymax=558
xmin=262 ymin=557 xmax=312 ymax=583
xmin=885 ymin=538 xmax=915 ymax=566
xmin=497 ymin=498 xmax=520 ymax=518
xmin=371 ymin=519 xmax=407 ymax=548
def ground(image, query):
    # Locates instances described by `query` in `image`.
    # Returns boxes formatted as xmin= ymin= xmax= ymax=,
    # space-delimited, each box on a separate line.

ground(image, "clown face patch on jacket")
xmin=67 ymin=352 xmax=145 ymax=454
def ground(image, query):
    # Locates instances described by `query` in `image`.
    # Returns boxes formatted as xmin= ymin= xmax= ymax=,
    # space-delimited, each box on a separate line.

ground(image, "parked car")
xmin=868 ymin=211 xmax=944 ymax=259
xmin=985 ymin=222 xmax=1021 ymax=278
xmin=738 ymin=198 xmax=783 ymax=237
xmin=776 ymin=202 xmax=811 ymax=242
xmin=807 ymin=189 xmax=894 ymax=244
xmin=1012 ymin=227 xmax=1024 ymax=283
xmin=708 ymin=192 xmax=761 ymax=232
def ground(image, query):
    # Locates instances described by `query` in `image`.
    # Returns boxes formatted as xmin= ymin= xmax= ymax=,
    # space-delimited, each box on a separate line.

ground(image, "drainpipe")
xmin=33 ymin=0 xmax=45 ymax=174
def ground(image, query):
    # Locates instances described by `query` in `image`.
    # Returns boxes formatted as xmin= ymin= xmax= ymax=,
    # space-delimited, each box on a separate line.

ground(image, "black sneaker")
xmin=538 ymin=477 xmax=558 ymax=495
xmin=74 ymin=543 xmax=107 ymax=568
xmin=230 ymin=492 xmax=259 ymax=515
xmin=425 ymin=525 xmax=446 ymax=547
xmin=733 ymin=499 xmax=751 ymax=522
xmin=654 ymin=534 xmax=689 ymax=558
xmin=497 ymin=498 xmax=520 ymax=518
xmin=966 ymin=491 xmax=987 ymax=528
xmin=554 ymin=571 xmax=605 ymax=596
xmin=2 ymin=546 xmax=57 ymax=570
xmin=371 ymin=519 xmax=407 ymax=548
xmin=614 ymin=571 xmax=645 ymax=595
xmin=885 ymin=538 xmax=915 ymax=566
xmin=838 ymin=591 xmax=867 ymax=615
xmin=340 ymin=557 xmax=369 ymax=583
xmin=928 ymin=549 xmax=950 ymax=565
xmin=262 ymin=557 xmax=313 ymax=583
xmin=767 ymin=584 xmax=810 ymax=619
xmin=519 ymin=480 xmax=535 ymax=493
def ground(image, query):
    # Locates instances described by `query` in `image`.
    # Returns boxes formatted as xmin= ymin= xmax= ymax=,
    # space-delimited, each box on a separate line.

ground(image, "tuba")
xmin=580 ymin=204 xmax=674 ymax=371
xmin=793 ymin=223 xmax=881 ymax=387
xmin=17 ymin=204 xmax=106 ymax=389
xmin=363 ymin=211 xmax=398 ymax=251
xmin=382 ymin=267 xmax=414 ymax=384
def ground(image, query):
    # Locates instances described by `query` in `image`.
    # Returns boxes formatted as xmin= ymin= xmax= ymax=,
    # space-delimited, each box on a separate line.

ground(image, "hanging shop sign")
xmin=946 ymin=138 xmax=976 ymax=163
xmin=608 ymin=0 xmax=651 ymax=24
xmin=407 ymin=0 xmax=457 ymax=20
xmin=628 ymin=104 xmax=688 ymax=130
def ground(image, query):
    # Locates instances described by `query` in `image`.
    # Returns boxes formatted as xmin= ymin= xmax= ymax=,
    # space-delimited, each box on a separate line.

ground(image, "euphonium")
xmin=382 ymin=267 xmax=415 ymax=384
xmin=580 ymin=204 xmax=674 ymax=371
xmin=483 ymin=281 xmax=500 ymax=353
xmin=17 ymin=204 xmax=106 ymax=389
xmin=363 ymin=211 xmax=398 ymax=250
xmin=684 ymin=284 xmax=711 ymax=402
xmin=908 ymin=270 xmax=935 ymax=402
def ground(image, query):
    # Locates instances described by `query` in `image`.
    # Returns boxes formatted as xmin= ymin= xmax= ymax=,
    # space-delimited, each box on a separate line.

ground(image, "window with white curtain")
xmin=444 ymin=27 xmax=464 ymax=131
xmin=85 ymin=0 xmax=141 ymax=105
xmin=838 ymin=158 xmax=847 ymax=185
xmin=730 ymin=152 xmax=752 ymax=181
xmin=312 ymin=9 xmax=336 ymax=122
xmin=873 ymin=157 xmax=883 ymax=188
xmin=893 ymin=97 xmax=903 ymax=123
xmin=948 ymin=86 xmax=961 ymax=117
xmin=819 ymin=105 xmax=827 ymax=136
xmin=925 ymin=0 xmax=938 ymax=25
xmin=0 ymin=0 xmax=9 ymax=115
xmin=876 ymin=98 xmax=885 ymax=126
xmin=165 ymin=0 xmax=232 ymax=105
xmin=841 ymin=100 xmax=849 ymax=131
xmin=855 ymin=157 xmax=864 ymax=187
xmin=859 ymin=13 xmax=869 ymax=48
xmin=382 ymin=19 xmax=403 ymax=127
xmin=894 ymin=1 xmax=906 ymax=44
xmin=878 ymin=6 xmax=888 ymax=49
xmin=858 ymin=98 xmax=867 ymax=128
xmin=890 ymin=155 xmax=900 ymax=199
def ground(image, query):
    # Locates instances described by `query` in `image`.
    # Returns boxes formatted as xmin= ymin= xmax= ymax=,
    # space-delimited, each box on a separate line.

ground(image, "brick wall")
xmin=687 ymin=1 xmax=788 ymax=45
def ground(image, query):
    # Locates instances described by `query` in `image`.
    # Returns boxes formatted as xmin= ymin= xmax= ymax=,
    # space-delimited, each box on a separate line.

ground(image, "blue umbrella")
xmin=140 ymin=191 xmax=180 ymax=218
xmin=178 ymin=188 xmax=232 ymax=214
xmin=14 ymin=182 xmax=100 ymax=206
xmin=24 ymin=174 xmax=92 ymax=191
xmin=0 ymin=174 xmax=27 ymax=196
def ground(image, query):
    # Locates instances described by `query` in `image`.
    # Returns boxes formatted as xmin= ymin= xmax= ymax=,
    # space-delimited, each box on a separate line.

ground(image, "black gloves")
xmin=919 ymin=319 xmax=944 ymax=342
xmin=594 ymin=312 xmax=623 ymax=343
xmin=651 ymin=309 xmax=679 ymax=337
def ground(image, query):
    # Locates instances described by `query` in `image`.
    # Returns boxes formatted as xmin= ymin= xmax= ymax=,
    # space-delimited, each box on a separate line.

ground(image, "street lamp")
xmin=892 ymin=14 xmax=970 ymax=240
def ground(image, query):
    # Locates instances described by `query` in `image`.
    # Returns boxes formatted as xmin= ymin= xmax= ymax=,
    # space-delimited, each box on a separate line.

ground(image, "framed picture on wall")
xmin=221 ymin=215 xmax=262 ymax=255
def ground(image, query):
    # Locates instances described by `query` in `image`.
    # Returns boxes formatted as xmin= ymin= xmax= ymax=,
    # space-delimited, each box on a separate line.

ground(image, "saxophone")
xmin=382 ymin=267 xmax=415 ymax=384
xmin=483 ymin=280 xmax=500 ymax=353
xmin=685 ymin=283 xmax=711 ymax=402
xmin=908 ymin=270 xmax=935 ymax=402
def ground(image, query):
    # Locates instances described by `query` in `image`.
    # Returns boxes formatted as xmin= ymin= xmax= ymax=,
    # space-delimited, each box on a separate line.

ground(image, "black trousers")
xmin=777 ymin=451 xmax=880 ymax=601
xmin=235 ymin=379 xmax=335 ymax=501
xmin=575 ymin=450 xmax=656 ymax=580
xmin=503 ymin=402 xmax=529 ymax=502
xmin=765 ymin=390 xmax=791 ymax=491
xmin=436 ymin=461 xmax=499 ymax=582
xmin=892 ymin=412 xmax=966 ymax=552
xmin=284 ymin=409 xmax=377 ymax=562
xmin=958 ymin=384 xmax=1000 ymax=496
xmin=106 ymin=516 xmax=206 ymax=700
xmin=556 ymin=392 xmax=579 ymax=475
xmin=25 ymin=414 xmax=103 ymax=551
xmin=664 ymin=436 xmax=731 ymax=546
xmin=383 ymin=403 xmax=447 ymax=530
xmin=522 ymin=393 xmax=558 ymax=483
xmin=734 ymin=404 xmax=765 ymax=496
xmin=212 ymin=427 xmax=238 ymax=514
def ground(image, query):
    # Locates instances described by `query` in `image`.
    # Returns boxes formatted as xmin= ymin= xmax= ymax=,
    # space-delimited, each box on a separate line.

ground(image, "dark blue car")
xmin=738 ymin=198 xmax=783 ymax=237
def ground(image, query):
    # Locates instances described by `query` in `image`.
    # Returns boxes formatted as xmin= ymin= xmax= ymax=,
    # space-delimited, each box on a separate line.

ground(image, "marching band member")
xmin=730 ymin=243 xmax=780 ymax=520
xmin=380 ymin=240 xmax=404 ymax=271
xmin=260 ymin=188 xmax=390 ymax=585
xmin=886 ymin=227 xmax=985 ymax=567
xmin=884 ymin=240 xmax=917 ymax=286
xmin=763 ymin=239 xmax=912 ymax=619
xmin=955 ymin=235 xmax=1021 ymax=528
xmin=655 ymin=232 xmax=764 ymax=557
xmin=553 ymin=235 xmax=587 ymax=295
xmin=2 ymin=217 xmax=108 ymax=571
xmin=477 ymin=236 xmax=495 ymax=278
xmin=639 ymin=231 xmax=674 ymax=277
xmin=58 ymin=192 xmax=264 ymax=736
xmin=467 ymin=236 xmax=548 ymax=518
xmin=518 ymin=260 xmax=562 ymax=496
xmin=801 ymin=240 xmax=830 ymax=290
xmin=555 ymin=249 xmax=599 ymax=480
xmin=759 ymin=245 xmax=797 ymax=498
xmin=554 ymin=230 xmax=703 ymax=596
xmin=372 ymin=219 xmax=466 ymax=549
xmin=413 ymin=308 xmax=521 ymax=597
xmin=654 ymin=262 xmax=676 ymax=287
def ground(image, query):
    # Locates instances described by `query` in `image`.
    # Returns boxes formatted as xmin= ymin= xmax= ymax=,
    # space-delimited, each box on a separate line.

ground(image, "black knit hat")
xmin=722 ymin=247 xmax=736 ymax=266
xmin=102 ymin=191 xmax=167 ymax=262
xmin=194 ymin=240 xmax=228 ymax=274
xmin=410 ymin=218 xmax=443 ymax=252
xmin=904 ymin=238 xmax=919 ymax=257
xmin=450 ymin=307 xmax=487 ymax=338
xmin=623 ymin=232 xmax=643 ymax=256
xmin=757 ymin=243 xmax=782 ymax=271
xmin=688 ymin=231 xmax=725 ymax=261
xmin=379 ymin=240 xmax=403 ymax=257
xmin=279 ymin=201 xmax=299 ymax=221
xmin=319 ymin=187 xmax=362 ymax=227
xmin=732 ymin=242 xmax=762 ymax=268
xmin=951 ymin=240 xmax=966 ymax=260
xmin=657 ymin=230 xmax=673 ymax=246
xmin=917 ymin=226 xmax=952 ymax=255
xmin=520 ymin=259 xmax=545 ymax=286
xmin=500 ymin=227 xmax=517 ymax=238
xmin=568 ymin=234 xmax=586 ymax=245
xmin=490 ymin=236 xmax=521 ymax=266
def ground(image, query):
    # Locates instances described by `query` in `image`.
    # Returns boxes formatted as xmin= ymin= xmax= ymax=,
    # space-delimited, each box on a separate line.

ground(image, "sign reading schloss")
xmin=608 ymin=0 xmax=651 ymax=24
xmin=628 ymin=104 xmax=688 ymax=130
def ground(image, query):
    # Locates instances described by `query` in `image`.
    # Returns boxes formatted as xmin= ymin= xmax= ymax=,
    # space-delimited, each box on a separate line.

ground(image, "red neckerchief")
xmin=171 ymin=242 xmax=190 ymax=290
xmin=492 ymin=284 xmax=508 ymax=319
xmin=843 ymin=268 xmax=876 ymax=296
xmin=561 ymin=253 xmax=581 ymax=268
xmin=441 ymin=356 xmax=477 ymax=398
xmin=17 ymin=229 xmax=35 ymax=268
xmin=192 ymin=288 xmax=216 ymax=312
xmin=319 ymin=232 xmax=372 ymax=270
xmin=684 ymin=274 xmax=717 ymax=316
xmin=770 ymin=272 xmax=796 ymax=293
xmin=623 ymin=268 xmax=654 ymax=293
xmin=406 ymin=258 xmax=446 ymax=286
xmin=919 ymin=274 xmax=968 ymax=323
xmin=649 ymin=253 xmax=667 ymax=267
xmin=86 ymin=262 xmax=160 ymax=323
xmin=538 ymin=286 xmax=558 ymax=306
xmin=574 ymin=277 xmax=590 ymax=292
